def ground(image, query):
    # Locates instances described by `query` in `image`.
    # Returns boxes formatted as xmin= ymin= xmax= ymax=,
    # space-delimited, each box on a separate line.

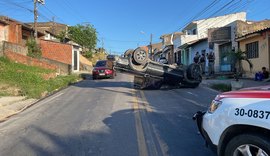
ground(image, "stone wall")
xmin=2 ymin=41 xmax=28 ymax=55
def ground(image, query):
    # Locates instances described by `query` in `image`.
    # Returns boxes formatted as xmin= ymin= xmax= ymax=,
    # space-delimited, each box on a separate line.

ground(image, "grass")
xmin=0 ymin=57 xmax=79 ymax=98
xmin=210 ymin=83 xmax=232 ymax=92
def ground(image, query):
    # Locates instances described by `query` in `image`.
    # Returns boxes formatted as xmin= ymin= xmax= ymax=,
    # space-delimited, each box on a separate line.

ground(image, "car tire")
xmin=187 ymin=63 xmax=202 ymax=81
xmin=224 ymin=133 xmax=270 ymax=156
xmin=133 ymin=48 xmax=148 ymax=65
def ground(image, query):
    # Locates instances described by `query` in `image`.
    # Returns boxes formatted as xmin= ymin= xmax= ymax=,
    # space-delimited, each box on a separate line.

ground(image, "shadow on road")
xmin=19 ymin=108 xmax=214 ymax=156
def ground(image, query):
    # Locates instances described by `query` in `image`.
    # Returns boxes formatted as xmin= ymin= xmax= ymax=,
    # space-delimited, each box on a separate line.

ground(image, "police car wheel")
xmin=224 ymin=133 xmax=270 ymax=156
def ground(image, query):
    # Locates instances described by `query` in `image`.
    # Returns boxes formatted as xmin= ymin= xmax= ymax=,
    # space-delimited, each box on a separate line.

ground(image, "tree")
xmin=226 ymin=49 xmax=253 ymax=79
xmin=56 ymin=30 xmax=67 ymax=43
xmin=67 ymin=24 xmax=97 ymax=56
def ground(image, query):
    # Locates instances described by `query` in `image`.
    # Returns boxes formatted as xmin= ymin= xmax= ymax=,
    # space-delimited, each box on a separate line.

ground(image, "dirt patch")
xmin=0 ymin=84 xmax=22 ymax=97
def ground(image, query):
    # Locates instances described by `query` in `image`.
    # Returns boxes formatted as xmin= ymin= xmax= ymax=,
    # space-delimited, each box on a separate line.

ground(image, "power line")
xmin=0 ymin=1 xmax=33 ymax=12
xmin=174 ymin=0 xmax=221 ymax=32
xmin=103 ymin=38 xmax=148 ymax=43
xmin=195 ymin=0 xmax=242 ymax=31
xmin=198 ymin=0 xmax=254 ymax=32
xmin=43 ymin=5 xmax=66 ymax=23
xmin=0 ymin=0 xmax=52 ymax=22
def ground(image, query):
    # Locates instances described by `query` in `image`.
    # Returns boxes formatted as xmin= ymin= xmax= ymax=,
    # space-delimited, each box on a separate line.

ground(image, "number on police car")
xmin=235 ymin=108 xmax=270 ymax=119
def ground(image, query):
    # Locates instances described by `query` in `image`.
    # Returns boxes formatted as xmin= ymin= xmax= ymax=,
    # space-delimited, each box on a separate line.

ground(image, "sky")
xmin=0 ymin=0 xmax=270 ymax=55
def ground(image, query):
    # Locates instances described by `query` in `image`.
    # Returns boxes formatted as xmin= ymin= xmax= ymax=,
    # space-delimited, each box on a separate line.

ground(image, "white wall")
xmin=196 ymin=12 xmax=246 ymax=39
xmin=180 ymin=35 xmax=198 ymax=45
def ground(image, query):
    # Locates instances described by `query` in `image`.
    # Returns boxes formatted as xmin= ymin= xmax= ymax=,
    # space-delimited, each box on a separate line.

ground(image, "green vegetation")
xmin=68 ymin=24 xmax=98 ymax=58
xmin=89 ymin=52 xmax=107 ymax=65
xmin=0 ymin=57 xmax=79 ymax=98
xmin=224 ymin=49 xmax=253 ymax=76
xmin=26 ymin=38 xmax=42 ymax=58
xmin=210 ymin=83 xmax=231 ymax=92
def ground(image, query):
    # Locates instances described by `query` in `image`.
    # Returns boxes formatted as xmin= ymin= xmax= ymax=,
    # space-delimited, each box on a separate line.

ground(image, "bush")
xmin=26 ymin=39 xmax=42 ymax=58
xmin=84 ymin=51 xmax=93 ymax=58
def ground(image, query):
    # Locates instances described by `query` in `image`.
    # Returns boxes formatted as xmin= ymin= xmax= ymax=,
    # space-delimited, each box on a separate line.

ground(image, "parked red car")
xmin=92 ymin=60 xmax=115 ymax=80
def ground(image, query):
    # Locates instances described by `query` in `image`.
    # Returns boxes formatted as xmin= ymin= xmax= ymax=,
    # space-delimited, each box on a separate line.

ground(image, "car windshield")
xmin=95 ymin=61 xmax=107 ymax=67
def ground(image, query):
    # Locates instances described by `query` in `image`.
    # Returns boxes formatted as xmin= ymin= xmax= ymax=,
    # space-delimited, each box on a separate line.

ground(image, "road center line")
xmin=139 ymin=91 xmax=153 ymax=112
xmin=133 ymin=90 xmax=149 ymax=156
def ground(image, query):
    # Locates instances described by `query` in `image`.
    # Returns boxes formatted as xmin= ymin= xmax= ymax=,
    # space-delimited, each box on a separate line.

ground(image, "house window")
xmin=246 ymin=41 xmax=259 ymax=59
xmin=192 ymin=29 xmax=197 ymax=35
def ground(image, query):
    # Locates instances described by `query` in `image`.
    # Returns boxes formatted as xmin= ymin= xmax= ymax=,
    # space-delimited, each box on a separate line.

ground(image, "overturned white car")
xmin=194 ymin=85 xmax=270 ymax=156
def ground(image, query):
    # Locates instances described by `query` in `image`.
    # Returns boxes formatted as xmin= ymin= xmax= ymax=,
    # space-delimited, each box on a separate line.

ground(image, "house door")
xmin=73 ymin=51 xmax=78 ymax=71
xmin=219 ymin=42 xmax=232 ymax=72
xmin=177 ymin=51 xmax=181 ymax=64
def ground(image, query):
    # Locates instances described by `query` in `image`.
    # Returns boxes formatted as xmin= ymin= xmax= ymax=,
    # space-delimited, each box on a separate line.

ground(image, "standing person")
xmin=193 ymin=52 xmax=200 ymax=64
xmin=205 ymin=53 xmax=209 ymax=74
xmin=208 ymin=52 xmax=215 ymax=76
xmin=200 ymin=53 xmax=206 ymax=74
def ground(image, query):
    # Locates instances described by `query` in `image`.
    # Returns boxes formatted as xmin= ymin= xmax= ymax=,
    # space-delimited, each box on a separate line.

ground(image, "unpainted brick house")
xmin=40 ymin=39 xmax=79 ymax=73
xmin=0 ymin=16 xmax=44 ymax=46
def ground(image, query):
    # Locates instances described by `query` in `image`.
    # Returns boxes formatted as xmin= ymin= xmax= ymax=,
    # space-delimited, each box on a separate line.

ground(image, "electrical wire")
xmin=174 ymin=0 xmax=221 ymax=32
xmin=43 ymin=5 xmax=66 ymax=23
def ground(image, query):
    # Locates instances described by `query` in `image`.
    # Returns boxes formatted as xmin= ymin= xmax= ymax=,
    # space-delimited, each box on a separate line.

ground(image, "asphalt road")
xmin=0 ymin=73 xmax=218 ymax=156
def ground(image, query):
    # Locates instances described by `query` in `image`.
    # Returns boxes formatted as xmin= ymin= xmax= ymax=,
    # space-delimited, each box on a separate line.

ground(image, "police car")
xmin=194 ymin=85 xmax=270 ymax=156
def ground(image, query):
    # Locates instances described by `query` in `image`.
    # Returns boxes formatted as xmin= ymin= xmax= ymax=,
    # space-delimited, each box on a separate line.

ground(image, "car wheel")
xmin=224 ymin=133 xmax=270 ymax=156
xmin=133 ymin=48 xmax=148 ymax=65
xmin=187 ymin=63 xmax=202 ymax=81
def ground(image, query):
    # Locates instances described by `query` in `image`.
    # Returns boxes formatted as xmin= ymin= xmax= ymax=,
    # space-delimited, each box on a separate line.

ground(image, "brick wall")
xmin=4 ymin=51 xmax=57 ymax=70
xmin=40 ymin=40 xmax=72 ymax=65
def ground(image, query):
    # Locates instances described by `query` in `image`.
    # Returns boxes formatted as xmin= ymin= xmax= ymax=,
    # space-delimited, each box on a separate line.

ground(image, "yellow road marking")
xmin=133 ymin=90 xmax=149 ymax=156
xmin=139 ymin=91 xmax=153 ymax=112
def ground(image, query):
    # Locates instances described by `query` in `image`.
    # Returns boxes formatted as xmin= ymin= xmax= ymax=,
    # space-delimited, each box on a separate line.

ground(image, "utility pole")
xmin=34 ymin=0 xmax=38 ymax=41
xmin=33 ymin=0 xmax=45 ymax=41
xmin=101 ymin=38 xmax=104 ymax=53
xmin=52 ymin=16 xmax=55 ymax=35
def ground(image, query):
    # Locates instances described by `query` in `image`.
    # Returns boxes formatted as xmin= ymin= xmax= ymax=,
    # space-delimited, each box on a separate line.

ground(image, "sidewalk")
xmin=0 ymin=96 xmax=37 ymax=122
xmin=201 ymin=78 xmax=270 ymax=89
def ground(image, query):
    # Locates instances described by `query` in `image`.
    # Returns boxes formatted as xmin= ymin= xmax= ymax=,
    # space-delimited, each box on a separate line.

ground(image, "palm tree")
xmin=227 ymin=49 xmax=253 ymax=80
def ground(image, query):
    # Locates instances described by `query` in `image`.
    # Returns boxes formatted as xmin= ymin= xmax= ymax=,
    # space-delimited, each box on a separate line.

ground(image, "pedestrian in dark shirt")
xmin=208 ymin=52 xmax=215 ymax=76
xmin=255 ymin=67 xmax=269 ymax=81
xmin=193 ymin=52 xmax=200 ymax=64
xmin=200 ymin=53 xmax=206 ymax=74
xmin=262 ymin=67 xmax=269 ymax=79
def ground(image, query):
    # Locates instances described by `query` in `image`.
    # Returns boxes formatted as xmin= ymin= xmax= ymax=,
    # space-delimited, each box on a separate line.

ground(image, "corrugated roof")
xmin=236 ymin=26 xmax=270 ymax=39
